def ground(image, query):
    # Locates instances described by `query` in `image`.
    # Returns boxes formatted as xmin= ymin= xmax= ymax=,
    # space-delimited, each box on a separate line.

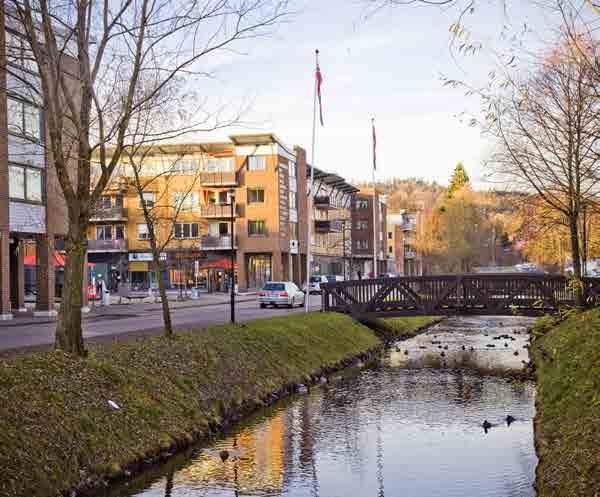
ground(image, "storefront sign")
xmin=128 ymin=252 xmax=167 ymax=262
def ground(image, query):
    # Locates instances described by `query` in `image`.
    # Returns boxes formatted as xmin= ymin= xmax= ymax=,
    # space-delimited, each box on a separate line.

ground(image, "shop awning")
xmin=200 ymin=257 xmax=237 ymax=270
xmin=24 ymin=252 xmax=94 ymax=268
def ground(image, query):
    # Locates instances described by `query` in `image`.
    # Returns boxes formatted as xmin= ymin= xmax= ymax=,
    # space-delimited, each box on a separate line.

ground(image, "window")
xmin=174 ymin=222 xmax=199 ymax=239
xmin=355 ymin=220 xmax=369 ymax=230
xmin=115 ymin=195 xmax=124 ymax=208
xmin=248 ymin=220 xmax=267 ymax=236
xmin=96 ymin=225 xmax=113 ymax=240
xmin=355 ymin=199 xmax=369 ymax=210
xmin=355 ymin=240 xmax=369 ymax=250
xmin=289 ymin=222 xmax=298 ymax=239
xmin=139 ymin=192 xmax=155 ymax=208
xmin=389 ymin=246 xmax=393 ymax=254
xmin=205 ymin=157 xmax=234 ymax=172
xmin=248 ymin=155 xmax=266 ymax=171
xmin=115 ymin=225 xmax=125 ymax=240
xmin=98 ymin=196 xmax=112 ymax=209
xmin=218 ymin=191 xmax=229 ymax=204
xmin=209 ymin=222 xmax=230 ymax=237
xmin=9 ymin=164 xmax=43 ymax=203
xmin=6 ymin=32 xmax=37 ymax=72
xmin=289 ymin=191 xmax=297 ymax=209
xmin=388 ymin=232 xmax=393 ymax=240
xmin=173 ymin=192 xmax=198 ymax=211
xmin=137 ymin=224 xmax=150 ymax=240
xmin=289 ymin=161 xmax=297 ymax=178
xmin=7 ymin=97 xmax=42 ymax=141
xmin=248 ymin=188 xmax=265 ymax=204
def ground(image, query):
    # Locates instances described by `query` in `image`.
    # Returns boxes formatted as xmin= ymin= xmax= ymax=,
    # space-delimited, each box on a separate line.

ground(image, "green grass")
xmin=531 ymin=309 xmax=600 ymax=497
xmin=365 ymin=316 xmax=442 ymax=343
xmin=0 ymin=313 xmax=383 ymax=497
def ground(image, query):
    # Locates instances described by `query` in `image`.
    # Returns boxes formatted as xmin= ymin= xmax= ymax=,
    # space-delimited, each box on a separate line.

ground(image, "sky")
xmin=191 ymin=0 xmax=566 ymax=188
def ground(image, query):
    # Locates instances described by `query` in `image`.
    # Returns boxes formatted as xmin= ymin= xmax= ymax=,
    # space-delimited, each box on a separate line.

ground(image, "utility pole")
xmin=229 ymin=189 xmax=236 ymax=323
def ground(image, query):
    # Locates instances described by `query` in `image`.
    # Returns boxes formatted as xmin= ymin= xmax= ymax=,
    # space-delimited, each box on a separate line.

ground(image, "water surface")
xmin=101 ymin=316 xmax=537 ymax=497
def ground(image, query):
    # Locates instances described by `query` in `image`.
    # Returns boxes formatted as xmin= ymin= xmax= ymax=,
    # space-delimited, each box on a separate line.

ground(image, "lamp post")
xmin=229 ymin=189 xmax=236 ymax=323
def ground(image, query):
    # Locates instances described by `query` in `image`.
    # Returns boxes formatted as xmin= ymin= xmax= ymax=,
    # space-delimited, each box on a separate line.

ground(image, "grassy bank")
xmin=531 ymin=310 xmax=600 ymax=497
xmin=0 ymin=313 xmax=437 ymax=497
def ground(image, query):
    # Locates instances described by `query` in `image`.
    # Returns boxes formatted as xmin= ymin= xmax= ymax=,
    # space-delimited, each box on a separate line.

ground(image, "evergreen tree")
xmin=447 ymin=162 xmax=470 ymax=198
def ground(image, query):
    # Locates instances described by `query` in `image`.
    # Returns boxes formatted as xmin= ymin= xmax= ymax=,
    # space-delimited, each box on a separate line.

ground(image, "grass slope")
xmin=0 ymin=313 xmax=440 ymax=497
xmin=532 ymin=310 xmax=600 ymax=497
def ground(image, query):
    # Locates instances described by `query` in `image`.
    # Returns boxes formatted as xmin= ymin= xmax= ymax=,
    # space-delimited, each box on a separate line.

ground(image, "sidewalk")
xmin=0 ymin=291 xmax=257 ymax=328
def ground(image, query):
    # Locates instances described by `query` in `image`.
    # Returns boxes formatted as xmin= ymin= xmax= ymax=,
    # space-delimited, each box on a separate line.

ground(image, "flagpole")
xmin=305 ymin=49 xmax=319 ymax=313
xmin=372 ymin=117 xmax=377 ymax=279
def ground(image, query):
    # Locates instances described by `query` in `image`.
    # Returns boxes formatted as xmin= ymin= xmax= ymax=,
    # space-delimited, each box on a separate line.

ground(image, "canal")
xmin=100 ymin=316 xmax=538 ymax=497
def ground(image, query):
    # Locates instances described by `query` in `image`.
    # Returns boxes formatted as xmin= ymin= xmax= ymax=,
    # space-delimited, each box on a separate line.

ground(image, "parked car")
xmin=258 ymin=281 xmax=305 ymax=308
xmin=302 ymin=275 xmax=328 ymax=294
xmin=325 ymin=275 xmax=344 ymax=283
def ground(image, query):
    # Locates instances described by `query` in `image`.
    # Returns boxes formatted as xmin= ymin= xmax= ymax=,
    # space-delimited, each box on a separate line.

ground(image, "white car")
xmin=258 ymin=281 xmax=306 ymax=308
xmin=303 ymin=275 xmax=329 ymax=294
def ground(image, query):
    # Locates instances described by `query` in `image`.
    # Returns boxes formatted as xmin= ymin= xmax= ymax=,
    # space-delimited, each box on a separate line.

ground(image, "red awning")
xmin=199 ymin=257 xmax=237 ymax=270
xmin=24 ymin=252 xmax=94 ymax=267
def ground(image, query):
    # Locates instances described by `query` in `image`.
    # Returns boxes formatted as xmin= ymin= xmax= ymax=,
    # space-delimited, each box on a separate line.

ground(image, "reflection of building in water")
xmin=174 ymin=410 xmax=287 ymax=494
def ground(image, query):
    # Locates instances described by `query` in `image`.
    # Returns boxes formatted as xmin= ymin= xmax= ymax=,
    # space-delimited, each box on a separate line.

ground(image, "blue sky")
xmin=192 ymin=0 xmax=564 ymax=187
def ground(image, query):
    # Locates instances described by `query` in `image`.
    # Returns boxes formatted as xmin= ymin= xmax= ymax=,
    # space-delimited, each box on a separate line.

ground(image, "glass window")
xmin=7 ymin=97 xmax=41 ymax=140
xmin=9 ymin=165 xmax=25 ymax=199
xmin=289 ymin=222 xmax=298 ymax=239
xmin=114 ymin=195 xmax=124 ymax=208
xmin=26 ymin=168 xmax=42 ymax=202
xmin=289 ymin=191 xmax=297 ymax=209
xmin=263 ymin=283 xmax=285 ymax=291
xmin=248 ymin=188 xmax=265 ymax=203
xmin=140 ymin=192 xmax=154 ymax=208
xmin=218 ymin=191 xmax=228 ymax=204
xmin=248 ymin=220 xmax=266 ymax=236
xmin=137 ymin=224 xmax=150 ymax=239
xmin=248 ymin=156 xmax=266 ymax=171
xmin=289 ymin=161 xmax=297 ymax=178
xmin=115 ymin=225 xmax=125 ymax=240
xmin=174 ymin=223 xmax=199 ymax=239
xmin=355 ymin=220 xmax=368 ymax=230
xmin=96 ymin=225 xmax=112 ymax=240
xmin=98 ymin=196 xmax=112 ymax=209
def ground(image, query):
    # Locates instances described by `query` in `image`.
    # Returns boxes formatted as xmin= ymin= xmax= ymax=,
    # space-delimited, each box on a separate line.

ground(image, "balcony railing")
xmin=90 ymin=206 xmax=128 ymax=222
xmin=200 ymin=171 xmax=238 ymax=186
xmin=199 ymin=235 xmax=237 ymax=250
xmin=199 ymin=203 xmax=237 ymax=218
xmin=404 ymin=250 xmax=417 ymax=259
xmin=315 ymin=220 xmax=343 ymax=233
xmin=87 ymin=239 xmax=128 ymax=252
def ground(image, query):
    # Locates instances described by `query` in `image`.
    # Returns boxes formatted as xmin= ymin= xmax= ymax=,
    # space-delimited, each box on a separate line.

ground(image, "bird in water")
xmin=482 ymin=420 xmax=493 ymax=433
xmin=461 ymin=345 xmax=466 ymax=351
xmin=404 ymin=350 xmax=409 ymax=355
xmin=440 ymin=351 xmax=446 ymax=357
xmin=513 ymin=350 xmax=519 ymax=356
xmin=219 ymin=450 xmax=230 ymax=462
xmin=506 ymin=415 xmax=516 ymax=426
xmin=504 ymin=342 xmax=509 ymax=348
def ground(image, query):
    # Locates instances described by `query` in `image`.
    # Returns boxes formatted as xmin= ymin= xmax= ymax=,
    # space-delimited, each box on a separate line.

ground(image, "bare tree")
xmin=8 ymin=0 xmax=289 ymax=355
xmin=486 ymin=34 xmax=600 ymax=304
xmin=123 ymin=145 xmax=205 ymax=337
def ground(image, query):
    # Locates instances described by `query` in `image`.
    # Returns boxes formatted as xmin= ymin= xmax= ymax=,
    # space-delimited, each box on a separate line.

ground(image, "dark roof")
xmin=308 ymin=165 xmax=359 ymax=194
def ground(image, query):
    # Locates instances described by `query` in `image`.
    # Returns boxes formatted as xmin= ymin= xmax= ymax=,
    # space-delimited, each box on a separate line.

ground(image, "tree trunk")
xmin=568 ymin=214 xmax=584 ymax=307
xmin=152 ymin=247 xmax=173 ymax=337
xmin=55 ymin=225 xmax=87 ymax=355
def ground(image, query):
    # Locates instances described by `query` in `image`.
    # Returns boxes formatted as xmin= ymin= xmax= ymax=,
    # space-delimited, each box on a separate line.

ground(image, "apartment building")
xmin=351 ymin=187 xmax=388 ymax=278
xmin=88 ymin=134 xmax=310 ymax=292
xmin=387 ymin=211 xmax=423 ymax=276
xmin=309 ymin=166 xmax=358 ymax=278
xmin=0 ymin=7 xmax=77 ymax=319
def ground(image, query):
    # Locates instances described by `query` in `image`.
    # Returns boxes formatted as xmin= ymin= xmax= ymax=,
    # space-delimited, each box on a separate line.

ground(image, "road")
xmin=0 ymin=295 xmax=322 ymax=356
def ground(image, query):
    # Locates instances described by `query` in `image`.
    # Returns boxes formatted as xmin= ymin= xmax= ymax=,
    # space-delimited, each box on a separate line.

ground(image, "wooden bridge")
xmin=320 ymin=274 xmax=600 ymax=317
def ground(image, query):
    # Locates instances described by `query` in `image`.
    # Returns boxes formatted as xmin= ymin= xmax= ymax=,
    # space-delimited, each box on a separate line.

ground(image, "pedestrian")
xmin=357 ymin=270 xmax=362 ymax=280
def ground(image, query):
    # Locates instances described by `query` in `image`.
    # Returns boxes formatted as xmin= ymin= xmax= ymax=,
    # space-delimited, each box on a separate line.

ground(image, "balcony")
xmin=199 ymin=235 xmax=237 ymax=250
xmin=314 ymin=195 xmax=335 ymax=209
xmin=90 ymin=207 xmax=128 ymax=222
xmin=404 ymin=250 xmax=417 ymax=259
xmin=199 ymin=203 xmax=238 ymax=218
xmin=87 ymin=239 xmax=128 ymax=252
xmin=315 ymin=220 xmax=343 ymax=233
xmin=200 ymin=171 xmax=238 ymax=186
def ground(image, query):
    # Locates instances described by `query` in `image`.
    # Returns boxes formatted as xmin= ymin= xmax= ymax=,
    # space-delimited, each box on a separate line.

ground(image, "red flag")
xmin=372 ymin=118 xmax=376 ymax=171
xmin=316 ymin=56 xmax=324 ymax=126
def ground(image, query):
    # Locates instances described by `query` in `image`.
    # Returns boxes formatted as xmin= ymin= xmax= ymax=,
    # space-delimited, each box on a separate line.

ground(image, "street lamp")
xmin=228 ymin=189 xmax=236 ymax=323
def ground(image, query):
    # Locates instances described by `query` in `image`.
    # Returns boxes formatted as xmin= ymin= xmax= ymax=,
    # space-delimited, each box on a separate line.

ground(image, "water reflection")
xmin=101 ymin=317 xmax=537 ymax=497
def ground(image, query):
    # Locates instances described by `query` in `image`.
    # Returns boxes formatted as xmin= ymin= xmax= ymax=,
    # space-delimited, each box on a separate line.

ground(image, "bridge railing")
xmin=321 ymin=274 xmax=600 ymax=317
